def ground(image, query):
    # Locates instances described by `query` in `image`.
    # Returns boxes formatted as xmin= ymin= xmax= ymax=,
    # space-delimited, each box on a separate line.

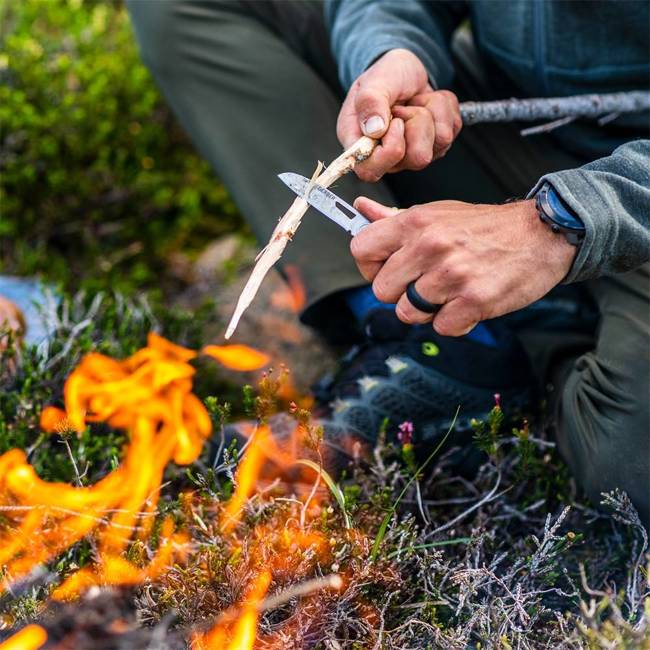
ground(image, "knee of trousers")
xmin=557 ymin=351 xmax=650 ymax=529
xmin=127 ymin=0 xmax=177 ymax=73
xmin=126 ymin=0 xmax=241 ymax=77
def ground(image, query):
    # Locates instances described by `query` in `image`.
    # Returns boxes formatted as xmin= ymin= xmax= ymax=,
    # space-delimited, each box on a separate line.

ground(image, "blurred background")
xmin=0 ymin=0 xmax=334 ymax=386
xmin=0 ymin=0 xmax=246 ymax=298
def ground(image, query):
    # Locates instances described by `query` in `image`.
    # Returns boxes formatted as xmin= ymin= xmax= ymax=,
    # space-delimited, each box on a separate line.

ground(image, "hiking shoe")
xmin=216 ymin=309 xmax=533 ymax=473
xmin=312 ymin=309 xmax=531 ymax=442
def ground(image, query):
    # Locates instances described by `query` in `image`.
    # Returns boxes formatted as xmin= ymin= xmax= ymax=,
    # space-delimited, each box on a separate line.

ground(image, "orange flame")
xmin=0 ymin=333 xmax=269 ymax=599
xmin=191 ymin=419 xmax=340 ymax=647
xmin=192 ymin=570 xmax=272 ymax=650
xmin=202 ymin=345 xmax=270 ymax=372
xmin=221 ymin=426 xmax=271 ymax=533
xmin=1 ymin=332 xmax=352 ymax=647
xmin=38 ymin=406 xmax=68 ymax=433
xmin=0 ymin=625 xmax=47 ymax=650
xmin=270 ymin=265 xmax=306 ymax=313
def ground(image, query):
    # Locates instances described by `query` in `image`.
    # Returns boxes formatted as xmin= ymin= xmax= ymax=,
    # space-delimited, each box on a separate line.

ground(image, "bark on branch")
xmin=460 ymin=90 xmax=649 ymax=124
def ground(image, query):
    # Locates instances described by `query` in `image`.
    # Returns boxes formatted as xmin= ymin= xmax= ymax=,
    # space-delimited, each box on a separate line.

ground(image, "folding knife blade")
xmin=278 ymin=172 xmax=370 ymax=236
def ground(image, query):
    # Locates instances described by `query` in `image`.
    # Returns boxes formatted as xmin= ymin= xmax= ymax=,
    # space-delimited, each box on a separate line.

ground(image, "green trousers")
xmin=128 ymin=0 xmax=649 ymax=527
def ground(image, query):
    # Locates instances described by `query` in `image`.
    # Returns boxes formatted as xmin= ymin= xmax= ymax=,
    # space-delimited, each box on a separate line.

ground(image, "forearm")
xmin=325 ymin=0 xmax=467 ymax=90
xmin=529 ymin=139 xmax=650 ymax=282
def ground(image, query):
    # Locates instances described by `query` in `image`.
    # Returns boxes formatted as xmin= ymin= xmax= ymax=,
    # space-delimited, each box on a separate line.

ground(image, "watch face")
xmin=539 ymin=185 xmax=585 ymax=232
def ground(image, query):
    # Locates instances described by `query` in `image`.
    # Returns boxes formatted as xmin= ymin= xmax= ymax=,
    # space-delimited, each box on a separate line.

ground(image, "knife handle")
xmin=350 ymin=216 xmax=371 ymax=236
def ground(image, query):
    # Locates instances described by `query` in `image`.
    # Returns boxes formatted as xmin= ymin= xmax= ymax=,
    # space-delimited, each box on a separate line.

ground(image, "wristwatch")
xmin=535 ymin=182 xmax=586 ymax=246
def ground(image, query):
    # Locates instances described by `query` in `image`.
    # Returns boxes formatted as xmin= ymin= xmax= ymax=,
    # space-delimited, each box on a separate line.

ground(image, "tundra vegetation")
xmin=0 ymin=2 xmax=648 ymax=649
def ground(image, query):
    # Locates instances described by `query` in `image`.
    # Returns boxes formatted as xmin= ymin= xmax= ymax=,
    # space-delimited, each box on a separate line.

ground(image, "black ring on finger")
xmin=406 ymin=281 xmax=441 ymax=314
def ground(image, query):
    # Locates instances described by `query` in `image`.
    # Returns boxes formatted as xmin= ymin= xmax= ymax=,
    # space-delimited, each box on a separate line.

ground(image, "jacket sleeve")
xmin=325 ymin=0 xmax=467 ymax=91
xmin=529 ymin=139 xmax=650 ymax=282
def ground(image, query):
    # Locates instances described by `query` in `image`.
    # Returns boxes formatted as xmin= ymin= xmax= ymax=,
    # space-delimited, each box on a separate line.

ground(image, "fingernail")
xmin=362 ymin=115 xmax=385 ymax=136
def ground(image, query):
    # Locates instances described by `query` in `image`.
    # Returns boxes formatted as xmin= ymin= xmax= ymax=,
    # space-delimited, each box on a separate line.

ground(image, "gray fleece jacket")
xmin=326 ymin=0 xmax=650 ymax=282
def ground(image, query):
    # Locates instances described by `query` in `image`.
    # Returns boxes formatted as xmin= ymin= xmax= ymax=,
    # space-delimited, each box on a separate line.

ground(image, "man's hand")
xmin=350 ymin=197 xmax=578 ymax=336
xmin=338 ymin=49 xmax=462 ymax=182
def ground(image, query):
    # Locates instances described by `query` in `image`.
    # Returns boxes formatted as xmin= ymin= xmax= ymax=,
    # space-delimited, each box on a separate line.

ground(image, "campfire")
xmin=0 ymin=333 xmax=358 ymax=649
xmin=3 ymin=314 xmax=645 ymax=649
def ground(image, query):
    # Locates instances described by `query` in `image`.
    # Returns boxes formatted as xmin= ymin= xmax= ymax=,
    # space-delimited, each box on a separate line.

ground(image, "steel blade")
xmin=278 ymin=172 xmax=370 ymax=236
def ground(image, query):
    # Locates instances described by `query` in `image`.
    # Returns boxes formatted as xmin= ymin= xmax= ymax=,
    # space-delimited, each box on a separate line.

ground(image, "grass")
xmin=0 ymin=291 xmax=648 ymax=649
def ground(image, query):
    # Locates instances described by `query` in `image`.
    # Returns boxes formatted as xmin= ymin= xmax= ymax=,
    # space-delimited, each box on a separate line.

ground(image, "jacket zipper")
xmin=533 ymin=0 xmax=550 ymax=95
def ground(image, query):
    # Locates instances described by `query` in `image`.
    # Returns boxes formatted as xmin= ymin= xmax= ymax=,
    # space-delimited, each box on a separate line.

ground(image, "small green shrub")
xmin=0 ymin=0 xmax=242 ymax=293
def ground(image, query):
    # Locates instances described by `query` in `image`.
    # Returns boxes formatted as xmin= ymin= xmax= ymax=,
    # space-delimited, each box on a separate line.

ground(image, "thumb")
xmin=355 ymin=83 xmax=392 ymax=138
xmin=354 ymin=196 xmax=402 ymax=222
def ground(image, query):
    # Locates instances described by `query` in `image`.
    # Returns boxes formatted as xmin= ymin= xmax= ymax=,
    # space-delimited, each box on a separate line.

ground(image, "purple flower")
xmin=398 ymin=421 xmax=414 ymax=445
xmin=494 ymin=393 xmax=501 ymax=408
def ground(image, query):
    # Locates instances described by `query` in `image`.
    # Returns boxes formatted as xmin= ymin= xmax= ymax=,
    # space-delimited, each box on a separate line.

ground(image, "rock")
xmin=194 ymin=235 xmax=254 ymax=282
xmin=175 ymin=258 xmax=338 ymax=394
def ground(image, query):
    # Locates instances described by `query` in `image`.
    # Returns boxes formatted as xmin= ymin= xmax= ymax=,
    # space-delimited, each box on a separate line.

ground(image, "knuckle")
xmin=438 ymin=264 xmax=459 ymax=285
xmin=432 ymin=318 xmax=455 ymax=337
xmin=350 ymin=235 xmax=366 ymax=259
xmin=460 ymin=291 xmax=485 ymax=316
xmin=403 ymin=207 xmax=427 ymax=230
xmin=440 ymin=89 xmax=459 ymax=105
xmin=372 ymin=277 xmax=392 ymax=303
xmin=429 ymin=93 xmax=448 ymax=113
xmin=435 ymin=124 xmax=454 ymax=148
xmin=410 ymin=149 xmax=433 ymax=169
xmin=449 ymin=263 xmax=470 ymax=284
xmin=356 ymin=167 xmax=380 ymax=183
xmin=417 ymin=231 xmax=441 ymax=254
xmin=387 ymin=137 xmax=406 ymax=162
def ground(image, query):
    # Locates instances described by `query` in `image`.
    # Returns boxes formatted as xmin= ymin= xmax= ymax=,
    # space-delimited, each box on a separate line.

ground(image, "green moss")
xmin=0 ymin=0 xmax=243 ymax=294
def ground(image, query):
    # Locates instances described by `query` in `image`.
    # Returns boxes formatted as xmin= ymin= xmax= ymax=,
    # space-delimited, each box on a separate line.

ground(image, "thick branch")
xmin=460 ymin=90 xmax=650 ymax=125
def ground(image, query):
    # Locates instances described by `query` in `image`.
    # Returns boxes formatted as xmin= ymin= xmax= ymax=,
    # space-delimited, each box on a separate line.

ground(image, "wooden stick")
xmin=225 ymin=136 xmax=376 ymax=339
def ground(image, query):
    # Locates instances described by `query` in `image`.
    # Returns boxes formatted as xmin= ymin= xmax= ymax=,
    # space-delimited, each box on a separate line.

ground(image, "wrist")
xmin=521 ymin=199 xmax=577 ymax=278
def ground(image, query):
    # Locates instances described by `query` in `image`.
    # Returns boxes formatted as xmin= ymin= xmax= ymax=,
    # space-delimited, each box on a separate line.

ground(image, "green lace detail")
xmin=421 ymin=341 xmax=439 ymax=357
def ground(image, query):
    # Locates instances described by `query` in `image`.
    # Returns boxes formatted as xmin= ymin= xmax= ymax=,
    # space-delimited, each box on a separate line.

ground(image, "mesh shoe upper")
xmin=314 ymin=309 xmax=533 ymax=443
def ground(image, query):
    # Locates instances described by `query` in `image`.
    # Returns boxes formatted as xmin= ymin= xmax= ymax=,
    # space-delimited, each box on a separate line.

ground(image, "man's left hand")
xmin=350 ymin=197 xmax=578 ymax=336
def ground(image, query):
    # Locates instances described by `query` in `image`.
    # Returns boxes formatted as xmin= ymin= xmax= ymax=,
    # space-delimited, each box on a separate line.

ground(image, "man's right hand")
xmin=337 ymin=49 xmax=462 ymax=183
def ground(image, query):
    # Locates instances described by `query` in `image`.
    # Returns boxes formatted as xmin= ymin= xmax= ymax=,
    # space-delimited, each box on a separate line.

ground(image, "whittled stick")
xmin=225 ymin=136 xmax=376 ymax=339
